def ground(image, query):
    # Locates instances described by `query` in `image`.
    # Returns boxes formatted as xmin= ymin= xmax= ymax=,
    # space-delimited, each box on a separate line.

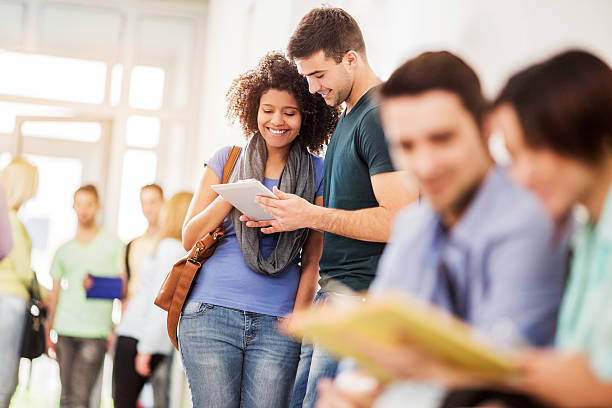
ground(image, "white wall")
xmin=194 ymin=0 xmax=612 ymax=175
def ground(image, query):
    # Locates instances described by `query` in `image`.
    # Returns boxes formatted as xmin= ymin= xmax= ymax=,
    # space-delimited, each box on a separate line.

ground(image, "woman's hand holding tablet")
xmin=211 ymin=179 xmax=278 ymax=221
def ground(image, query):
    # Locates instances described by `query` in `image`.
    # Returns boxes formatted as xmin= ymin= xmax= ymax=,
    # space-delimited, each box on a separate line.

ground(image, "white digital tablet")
xmin=211 ymin=179 xmax=278 ymax=221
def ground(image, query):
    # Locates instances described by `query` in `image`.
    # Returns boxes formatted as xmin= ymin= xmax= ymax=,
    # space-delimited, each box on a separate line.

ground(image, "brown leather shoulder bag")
xmin=154 ymin=145 xmax=242 ymax=349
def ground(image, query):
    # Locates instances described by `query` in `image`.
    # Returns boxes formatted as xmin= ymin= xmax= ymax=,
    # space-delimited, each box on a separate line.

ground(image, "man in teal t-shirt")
xmin=246 ymin=8 xmax=419 ymax=407
xmin=46 ymin=185 xmax=124 ymax=408
xmin=316 ymin=88 xmax=395 ymax=292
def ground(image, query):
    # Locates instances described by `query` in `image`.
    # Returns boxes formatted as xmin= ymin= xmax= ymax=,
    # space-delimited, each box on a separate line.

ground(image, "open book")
xmin=285 ymin=293 xmax=516 ymax=382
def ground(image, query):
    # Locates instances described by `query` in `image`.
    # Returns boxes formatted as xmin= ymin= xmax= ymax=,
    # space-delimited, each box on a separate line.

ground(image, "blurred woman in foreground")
xmin=0 ymin=158 xmax=38 ymax=408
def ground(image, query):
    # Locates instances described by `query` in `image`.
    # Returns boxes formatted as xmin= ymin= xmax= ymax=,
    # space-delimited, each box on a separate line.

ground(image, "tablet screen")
xmin=211 ymin=180 xmax=277 ymax=221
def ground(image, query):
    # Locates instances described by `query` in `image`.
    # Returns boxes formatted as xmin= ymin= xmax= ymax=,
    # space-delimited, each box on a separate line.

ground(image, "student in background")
xmin=125 ymin=184 xmax=164 ymax=302
xmin=0 ymin=186 xmax=13 ymax=260
xmin=485 ymin=49 xmax=612 ymax=408
xmin=244 ymin=8 xmax=418 ymax=406
xmin=315 ymin=51 xmax=568 ymax=408
xmin=123 ymin=183 xmax=168 ymax=408
xmin=46 ymin=184 xmax=124 ymax=408
xmin=0 ymin=158 xmax=38 ymax=408
xmin=113 ymin=192 xmax=190 ymax=408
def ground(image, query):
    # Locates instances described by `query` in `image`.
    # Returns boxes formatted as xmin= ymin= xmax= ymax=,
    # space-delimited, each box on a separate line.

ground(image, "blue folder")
xmin=85 ymin=276 xmax=123 ymax=300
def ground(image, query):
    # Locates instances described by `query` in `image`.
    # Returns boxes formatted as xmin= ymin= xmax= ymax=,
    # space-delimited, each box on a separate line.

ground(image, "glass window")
xmin=21 ymin=121 xmax=102 ymax=143
xmin=117 ymin=150 xmax=157 ymax=241
xmin=0 ymin=51 xmax=107 ymax=104
xmin=0 ymin=102 xmax=73 ymax=134
xmin=110 ymin=64 xmax=123 ymax=106
xmin=129 ymin=65 xmax=165 ymax=110
xmin=138 ymin=17 xmax=194 ymax=110
xmin=126 ymin=116 xmax=160 ymax=148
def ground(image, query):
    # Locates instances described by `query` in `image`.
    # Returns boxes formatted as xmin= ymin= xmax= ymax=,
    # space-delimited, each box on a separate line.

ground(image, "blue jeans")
xmin=179 ymin=302 xmax=301 ymax=408
xmin=290 ymin=293 xmax=339 ymax=408
xmin=0 ymin=294 xmax=27 ymax=408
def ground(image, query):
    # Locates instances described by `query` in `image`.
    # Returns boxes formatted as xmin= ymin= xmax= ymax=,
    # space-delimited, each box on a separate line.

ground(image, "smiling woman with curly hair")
xmin=226 ymin=52 xmax=339 ymax=153
xmin=179 ymin=51 xmax=338 ymax=408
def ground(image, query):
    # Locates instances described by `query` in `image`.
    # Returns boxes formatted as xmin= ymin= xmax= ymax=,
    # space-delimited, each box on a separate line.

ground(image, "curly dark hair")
xmin=226 ymin=52 xmax=339 ymax=154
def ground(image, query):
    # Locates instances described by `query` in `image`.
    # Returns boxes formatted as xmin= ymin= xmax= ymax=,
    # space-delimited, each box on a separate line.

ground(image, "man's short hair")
xmin=74 ymin=184 xmax=99 ymax=202
xmin=288 ymin=7 xmax=366 ymax=63
xmin=380 ymin=51 xmax=486 ymax=125
xmin=494 ymin=49 xmax=612 ymax=163
xmin=141 ymin=183 xmax=163 ymax=199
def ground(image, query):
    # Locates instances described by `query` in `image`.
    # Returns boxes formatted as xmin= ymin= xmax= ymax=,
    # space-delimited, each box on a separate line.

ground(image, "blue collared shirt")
xmin=371 ymin=167 xmax=569 ymax=347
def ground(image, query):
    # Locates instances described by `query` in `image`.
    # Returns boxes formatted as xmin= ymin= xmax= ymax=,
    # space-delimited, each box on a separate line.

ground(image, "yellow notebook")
xmin=286 ymin=293 xmax=516 ymax=382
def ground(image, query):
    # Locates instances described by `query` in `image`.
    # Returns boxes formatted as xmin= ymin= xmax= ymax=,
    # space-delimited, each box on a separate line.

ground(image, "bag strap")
xmin=124 ymin=239 xmax=134 ymax=281
xmin=29 ymin=274 xmax=41 ymax=301
xmin=189 ymin=145 xmax=241 ymax=264
xmin=222 ymin=146 xmax=242 ymax=183
xmin=165 ymin=145 xmax=242 ymax=350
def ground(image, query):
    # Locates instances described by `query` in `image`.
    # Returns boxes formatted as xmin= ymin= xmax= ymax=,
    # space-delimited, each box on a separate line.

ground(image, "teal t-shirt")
xmin=319 ymin=87 xmax=395 ymax=293
xmin=555 ymin=183 xmax=612 ymax=380
xmin=50 ymin=229 xmax=125 ymax=338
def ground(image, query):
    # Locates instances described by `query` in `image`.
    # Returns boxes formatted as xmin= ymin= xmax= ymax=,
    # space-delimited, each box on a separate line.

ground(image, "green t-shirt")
xmin=50 ymin=229 xmax=125 ymax=338
xmin=319 ymin=87 xmax=395 ymax=293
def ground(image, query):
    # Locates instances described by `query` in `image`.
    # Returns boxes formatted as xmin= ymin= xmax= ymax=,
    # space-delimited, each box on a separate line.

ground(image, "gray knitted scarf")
xmin=230 ymin=133 xmax=315 ymax=275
